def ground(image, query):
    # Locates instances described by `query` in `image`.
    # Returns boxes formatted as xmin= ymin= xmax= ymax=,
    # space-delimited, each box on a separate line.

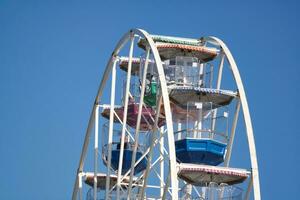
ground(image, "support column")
xmin=204 ymin=36 xmax=261 ymax=200
xmin=105 ymin=57 xmax=118 ymax=199
xmin=160 ymin=126 xmax=165 ymax=198
xmin=211 ymin=53 xmax=225 ymax=134
xmin=127 ymin=47 xmax=151 ymax=198
xmin=94 ymin=104 xmax=99 ymax=200
xmin=116 ymin=34 xmax=135 ymax=199
xmin=224 ymin=99 xmax=241 ymax=166
xmin=78 ymin=173 xmax=83 ymax=200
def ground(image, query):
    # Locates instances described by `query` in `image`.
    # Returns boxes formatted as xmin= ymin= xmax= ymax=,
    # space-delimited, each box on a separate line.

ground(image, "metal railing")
xmin=86 ymin=188 xmax=142 ymax=200
xmin=164 ymin=57 xmax=213 ymax=88
xmin=180 ymin=183 xmax=243 ymax=200
xmin=174 ymin=128 xmax=228 ymax=144
xmin=102 ymin=142 xmax=147 ymax=166
xmin=174 ymin=102 xmax=229 ymax=144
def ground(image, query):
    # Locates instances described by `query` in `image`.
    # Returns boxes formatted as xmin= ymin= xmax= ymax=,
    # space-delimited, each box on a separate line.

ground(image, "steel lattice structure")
xmin=71 ymin=29 xmax=261 ymax=200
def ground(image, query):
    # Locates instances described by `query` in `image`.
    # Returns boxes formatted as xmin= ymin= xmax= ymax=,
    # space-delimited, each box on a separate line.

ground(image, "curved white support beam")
xmin=127 ymin=47 xmax=150 ymax=198
xmin=72 ymin=29 xmax=178 ymax=200
xmin=72 ymin=31 xmax=131 ymax=200
xmin=130 ymin=29 xmax=179 ymax=199
xmin=139 ymin=95 xmax=163 ymax=199
xmin=203 ymin=36 xmax=261 ymax=200
xmin=105 ymin=58 xmax=117 ymax=199
xmin=116 ymin=34 xmax=135 ymax=199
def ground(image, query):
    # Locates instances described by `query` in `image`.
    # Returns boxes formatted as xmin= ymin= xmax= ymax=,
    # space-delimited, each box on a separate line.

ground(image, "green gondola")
xmin=144 ymin=74 xmax=157 ymax=106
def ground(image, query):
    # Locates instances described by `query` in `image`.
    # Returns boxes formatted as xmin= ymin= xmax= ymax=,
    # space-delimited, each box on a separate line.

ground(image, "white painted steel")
xmin=211 ymin=53 xmax=225 ymax=134
xmin=105 ymin=58 xmax=117 ymax=199
xmin=244 ymin=176 xmax=253 ymax=200
xmin=94 ymin=105 xmax=99 ymax=200
xmin=135 ymin=29 xmax=179 ymax=199
xmin=224 ymin=99 xmax=241 ymax=166
xmin=72 ymin=30 xmax=132 ymax=200
xmin=199 ymin=63 xmax=204 ymax=87
xmin=78 ymin=173 xmax=83 ymax=200
xmin=72 ymin=29 xmax=178 ymax=199
xmin=72 ymin=29 xmax=260 ymax=200
xmin=203 ymin=36 xmax=261 ymax=200
xmin=160 ymin=126 xmax=165 ymax=198
xmin=139 ymin=95 xmax=163 ymax=199
xmin=162 ymin=171 xmax=170 ymax=200
xmin=216 ymin=53 xmax=225 ymax=89
xmin=116 ymin=34 xmax=135 ymax=199
xmin=127 ymin=47 xmax=151 ymax=198
xmin=177 ymin=123 xmax=182 ymax=140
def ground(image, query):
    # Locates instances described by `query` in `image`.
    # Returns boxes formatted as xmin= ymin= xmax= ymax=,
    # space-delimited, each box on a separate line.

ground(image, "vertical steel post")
xmin=177 ymin=123 xmax=182 ymax=140
xmin=160 ymin=126 xmax=165 ymax=198
xmin=224 ymin=99 xmax=241 ymax=166
xmin=211 ymin=53 xmax=225 ymax=134
xmin=127 ymin=47 xmax=151 ymax=198
xmin=139 ymin=95 xmax=162 ymax=199
xmin=78 ymin=173 xmax=83 ymax=200
xmin=196 ymin=102 xmax=203 ymax=139
xmin=116 ymin=34 xmax=135 ymax=199
xmin=105 ymin=58 xmax=117 ymax=199
xmin=162 ymin=170 xmax=171 ymax=200
xmin=244 ymin=176 xmax=253 ymax=200
xmin=199 ymin=63 xmax=204 ymax=87
xmin=94 ymin=104 xmax=99 ymax=200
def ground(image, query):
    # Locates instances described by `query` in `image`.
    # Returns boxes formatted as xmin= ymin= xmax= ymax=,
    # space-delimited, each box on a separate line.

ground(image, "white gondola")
xmin=84 ymin=172 xmax=138 ymax=190
xmin=177 ymin=163 xmax=250 ymax=185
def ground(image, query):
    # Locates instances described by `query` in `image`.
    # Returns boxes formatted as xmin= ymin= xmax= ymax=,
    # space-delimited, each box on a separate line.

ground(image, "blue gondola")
xmin=109 ymin=144 xmax=147 ymax=175
xmin=175 ymin=138 xmax=226 ymax=166
xmin=172 ymin=101 xmax=229 ymax=166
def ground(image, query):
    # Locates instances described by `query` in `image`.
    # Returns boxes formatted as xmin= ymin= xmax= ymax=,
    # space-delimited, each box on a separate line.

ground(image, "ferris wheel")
xmin=71 ymin=29 xmax=261 ymax=200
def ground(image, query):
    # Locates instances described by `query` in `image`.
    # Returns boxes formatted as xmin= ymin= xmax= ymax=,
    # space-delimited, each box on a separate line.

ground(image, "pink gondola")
xmin=102 ymin=103 xmax=165 ymax=131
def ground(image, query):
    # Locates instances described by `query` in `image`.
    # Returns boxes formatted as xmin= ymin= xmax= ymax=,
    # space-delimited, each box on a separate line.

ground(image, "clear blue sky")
xmin=1 ymin=1 xmax=299 ymax=199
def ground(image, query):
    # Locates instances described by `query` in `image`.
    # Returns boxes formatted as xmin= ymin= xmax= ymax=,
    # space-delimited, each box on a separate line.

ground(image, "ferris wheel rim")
xmin=202 ymin=36 xmax=261 ymax=200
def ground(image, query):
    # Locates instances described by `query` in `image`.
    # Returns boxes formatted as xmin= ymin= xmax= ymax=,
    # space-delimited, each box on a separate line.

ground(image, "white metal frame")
xmin=116 ymin=34 xmax=135 ymax=199
xmin=105 ymin=57 xmax=118 ymax=199
xmin=71 ymin=29 xmax=261 ymax=200
xmin=127 ymin=47 xmax=151 ymax=198
xmin=202 ymin=36 xmax=261 ymax=200
xmin=72 ymin=29 xmax=179 ymax=200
